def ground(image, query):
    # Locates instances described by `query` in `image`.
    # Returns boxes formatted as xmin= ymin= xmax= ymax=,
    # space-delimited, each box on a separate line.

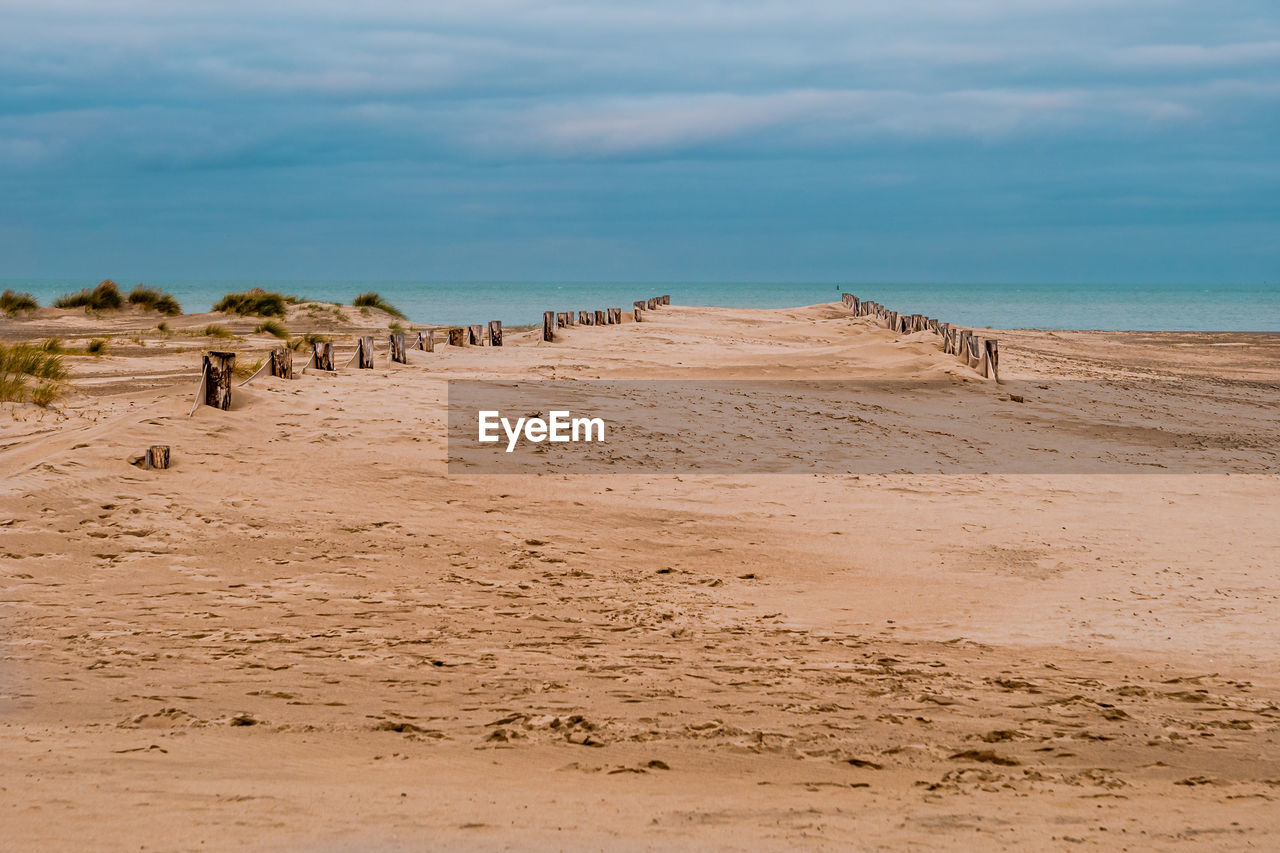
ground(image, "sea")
xmin=6 ymin=280 xmax=1280 ymax=332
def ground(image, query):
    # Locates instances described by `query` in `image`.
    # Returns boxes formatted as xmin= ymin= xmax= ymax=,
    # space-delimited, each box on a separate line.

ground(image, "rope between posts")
xmin=187 ymin=362 xmax=208 ymax=417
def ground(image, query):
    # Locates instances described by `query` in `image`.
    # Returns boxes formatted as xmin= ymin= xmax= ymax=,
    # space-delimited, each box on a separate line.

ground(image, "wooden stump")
xmin=984 ymin=339 xmax=999 ymax=382
xmin=269 ymin=346 xmax=293 ymax=379
xmin=646 ymin=297 xmax=658 ymax=310
xmin=661 ymin=295 xmax=670 ymax=305
xmin=564 ymin=311 xmax=575 ymax=326
xmin=313 ymin=341 xmax=334 ymax=371
xmin=489 ymin=320 xmax=503 ymax=347
xmin=415 ymin=331 xmax=433 ymax=352
xmin=203 ymin=351 xmax=234 ymax=409
xmin=448 ymin=327 xmax=466 ymax=347
xmin=145 ymin=445 xmax=170 ymax=470
xmin=469 ymin=324 xmax=484 ymax=346
xmin=556 ymin=312 xmax=567 ymax=328
xmin=633 ymin=301 xmax=645 ymax=321
xmin=542 ymin=311 xmax=555 ymax=342
xmin=609 ymin=308 xmax=621 ymax=324
xmin=389 ymin=332 xmax=407 ymax=364
xmin=357 ymin=335 xmax=375 ymax=369
xmin=594 ymin=310 xmax=606 ymax=325
xmin=578 ymin=310 xmax=591 ymax=325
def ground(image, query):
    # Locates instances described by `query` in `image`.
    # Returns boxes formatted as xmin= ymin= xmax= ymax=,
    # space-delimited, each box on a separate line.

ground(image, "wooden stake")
xmin=389 ymin=332 xmax=407 ymax=364
xmin=357 ymin=335 xmax=375 ymax=369
xmin=469 ymin=324 xmax=484 ymax=346
xmin=595 ymin=309 xmax=606 ymax=325
xmin=313 ymin=341 xmax=334 ymax=370
xmin=578 ymin=310 xmax=591 ymax=325
xmin=145 ymin=445 xmax=170 ymax=470
xmin=542 ymin=311 xmax=555 ymax=342
xmin=449 ymin=327 xmax=466 ymax=347
xmin=984 ymin=339 xmax=999 ymax=382
xmin=609 ymin=307 xmax=621 ymax=324
xmin=415 ymin=331 xmax=433 ymax=352
xmin=269 ymin=346 xmax=293 ymax=378
xmin=489 ymin=320 xmax=503 ymax=347
xmin=646 ymin=297 xmax=657 ymax=310
xmin=661 ymin=295 xmax=670 ymax=305
xmin=203 ymin=351 xmax=234 ymax=409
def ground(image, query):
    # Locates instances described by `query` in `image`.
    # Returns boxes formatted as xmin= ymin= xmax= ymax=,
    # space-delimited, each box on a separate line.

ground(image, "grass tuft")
xmin=233 ymin=357 xmax=264 ymax=379
xmin=0 ymin=342 xmax=69 ymax=404
xmin=1 ymin=289 xmax=39 ymax=315
xmin=352 ymin=291 xmax=406 ymax=319
xmin=127 ymin=285 xmax=182 ymax=315
xmin=254 ymin=319 xmax=289 ymax=339
xmin=54 ymin=280 xmax=124 ymax=311
xmin=85 ymin=337 xmax=109 ymax=355
xmin=213 ymin=288 xmax=288 ymax=317
xmin=289 ymin=331 xmax=329 ymax=351
xmin=202 ymin=324 xmax=234 ymax=338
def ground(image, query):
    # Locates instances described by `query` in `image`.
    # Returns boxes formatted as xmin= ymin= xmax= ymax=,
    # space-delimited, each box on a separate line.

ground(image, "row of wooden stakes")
xmin=841 ymin=293 xmax=999 ymax=381
xmin=194 ymin=295 xmax=675 ymax=412
xmin=541 ymin=295 xmax=670 ymax=342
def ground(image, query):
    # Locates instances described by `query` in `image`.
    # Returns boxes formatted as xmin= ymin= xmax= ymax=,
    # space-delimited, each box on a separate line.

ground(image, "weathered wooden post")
xmin=313 ymin=341 xmax=334 ymax=370
xmin=542 ymin=311 xmax=555 ymax=342
xmin=415 ymin=331 xmax=433 ymax=352
xmin=269 ymin=346 xmax=293 ymax=378
xmin=985 ymin=339 xmax=999 ymax=382
xmin=556 ymin=312 xmax=568 ymax=328
xmin=646 ymin=297 xmax=658 ymax=310
xmin=594 ymin=309 xmax=606 ymax=325
xmin=633 ymin=301 xmax=645 ymax=321
xmin=145 ymin=445 xmax=170 ymax=470
xmin=203 ymin=351 xmax=234 ymax=409
xmin=609 ymin=308 xmax=621 ymax=324
xmin=469 ymin=324 xmax=484 ymax=346
xmin=489 ymin=320 xmax=503 ymax=346
xmin=564 ymin=311 xmax=575 ymax=326
xmin=448 ymin=327 xmax=466 ymax=347
xmin=578 ymin=310 xmax=591 ymax=325
xmin=661 ymin=295 xmax=670 ymax=305
xmin=389 ymin=332 xmax=407 ymax=364
xmin=356 ymin=335 xmax=375 ymax=368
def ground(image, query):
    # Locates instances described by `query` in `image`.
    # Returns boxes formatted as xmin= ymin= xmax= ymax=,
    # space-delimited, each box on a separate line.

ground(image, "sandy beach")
xmin=2 ymin=301 xmax=1279 ymax=851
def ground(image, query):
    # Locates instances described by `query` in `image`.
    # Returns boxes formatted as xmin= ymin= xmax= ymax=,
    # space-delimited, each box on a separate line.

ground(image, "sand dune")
xmin=2 ymin=302 xmax=1278 ymax=850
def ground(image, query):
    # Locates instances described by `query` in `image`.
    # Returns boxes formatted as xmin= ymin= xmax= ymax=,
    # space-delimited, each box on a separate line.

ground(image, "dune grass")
xmin=86 ymin=338 xmax=109 ymax=355
xmin=233 ymin=357 xmax=264 ymax=379
xmin=289 ymin=331 xmax=329 ymax=351
xmin=54 ymin=280 xmax=124 ymax=311
xmin=213 ymin=288 xmax=289 ymax=318
xmin=0 ymin=341 xmax=69 ymax=405
xmin=1 ymin=289 xmax=39 ymax=315
xmin=352 ymin=291 xmax=406 ymax=319
xmin=127 ymin=285 xmax=182 ymax=315
xmin=254 ymin=319 xmax=289 ymax=339
xmin=202 ymin=324 xmax=235 ymax=338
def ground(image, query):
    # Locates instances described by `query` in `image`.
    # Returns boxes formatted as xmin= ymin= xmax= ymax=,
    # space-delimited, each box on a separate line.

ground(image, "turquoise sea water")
xmin=6 ymin=280 xmax=1279 ymax=331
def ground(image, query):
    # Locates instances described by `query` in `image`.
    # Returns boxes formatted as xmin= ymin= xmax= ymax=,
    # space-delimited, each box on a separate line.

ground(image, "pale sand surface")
xmin=2 ymin=302 xmax=1279 ymax=851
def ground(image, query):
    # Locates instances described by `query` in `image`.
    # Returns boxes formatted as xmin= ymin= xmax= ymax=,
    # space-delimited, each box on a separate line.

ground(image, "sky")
xmin=1 ymin=0 xmax=1278 ymax=283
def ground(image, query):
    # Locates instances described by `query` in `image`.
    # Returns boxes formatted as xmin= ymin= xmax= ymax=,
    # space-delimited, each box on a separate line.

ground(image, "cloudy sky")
xmin=1 ymin=0 xmax=1277 ymax=282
